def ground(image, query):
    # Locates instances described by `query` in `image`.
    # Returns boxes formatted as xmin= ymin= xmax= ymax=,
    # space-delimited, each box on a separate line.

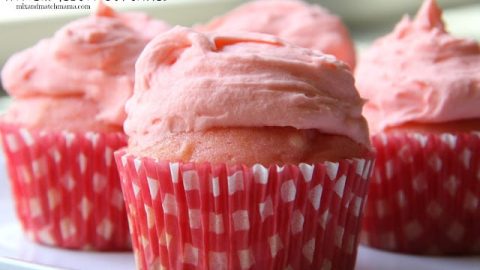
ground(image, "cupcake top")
xmin=125 ymin=27 xmax=370 ymax=149
xmin=355 ymin=0 xmax=480 ymax=133
xmin=196 ymin=0 xmax=356 ymax=68
xmin=96 ymin=2 xmax=170 ymax=41
xmin=1 ymin=4 xmax=170 ymax=132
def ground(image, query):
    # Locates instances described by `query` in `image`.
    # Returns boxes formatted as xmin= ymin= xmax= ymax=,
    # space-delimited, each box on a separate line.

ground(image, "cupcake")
xmin=0 ymin=4 xmax=170 ymax=250
xmin=115 ymin=27 xmax=374 ymax=269
xmin=196 ymin=0 xmax=356 ymax=69
xmin=355 ymin=0 xmax=480 ymax=254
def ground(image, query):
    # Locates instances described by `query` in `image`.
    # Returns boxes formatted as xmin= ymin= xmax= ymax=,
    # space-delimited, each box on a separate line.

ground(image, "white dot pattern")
xmin=114 ymin=152 xmax=373 ymax=270
xmin=259 ymin=196 xmax=274 ymax=222
xmin=162 ymin=194 xmax=178 ymax=216
xmin=60 ymin=218 xmax=77 ymax=239
xmin=334 ymin=175 xmax=347 ymax=198
xmin=62 ymin=174 xmax=76 ymax=191
xmin=32 ymin=157 xmax=46 ymax=178
xmin=252 ymin=164 xmax=269 ymax=184
xmin=232 ymin=210 xmax=250 ymax=232
xmin=325 ymin=162 xmax=339 ymax=180
xmin=79 ymin=196 xmax=92 ymax=220
xmin=38 ymin=226 xmax=56 ymax=246
xmin=19 ymin=128 xmax=34 ymax=146
xmin=299 ymin=163 xmax=314 ymax=182
xmin=281 ymin=180 xmax=297 ymax=202
xmin=145 ymin=205 xmax=155 ymax=229
xmin=461 ymin=149 xmax=472 ymax=169
xmin=319 ymin=210 xmax=332 ymax=230
xmin=188 ymin=209 xmax=202 ymax=229
xmin=183 ymin=170 xmax=200 ymax=191
xmin=302 ymin=238 xmax=315 ymax=263
xmin=228 ymin=171 xmax=244 ymax=195
xmin=47 ymin=188 xmax=60 ymax=210
xmin=85 ymin=132 xmax=99 ymax=148
xmin=5 ymin=134 xmax=19 ymax=152
xmin=211 ymin=177 xmax=220 ymax=197
xmin=97 ymin=218 xmax=114 ymax=240
xmin=238 ymin=249 xmax=255 ymax=269
xmin=0 ymin=125 xmax=129 ymax=250
xmin=29 ymin=198 xmax=42 ymax=218
xmin=77 ymin=152 xmax=87 ymax=174
xmin=183 ymin=244 xmax=199 ymax=266
xmin=291 ymin=210 xmax=305 ymax=234
xmin=308 ymin=184 xmax=323 ymax=210
xmin=209 ymin=213 xmax=224 ymax=234
xmin=440 ymin=133 xmax=457 ymax=149
xmin=363 ymin=132 xmax=480 ymax=254
xmin=209 ymin=252 xmax=227 ymax=270
xmin=268 ymin=234 xmax=283 ymax=257
xmin=51 ymin=148 xmax=62 ymax=163
xmin=134 ymin=158 xmax=142 ymax=174
xmin=385 ymin=160 xmax=394 ymax=180
xmin=147 ymin=177 xmax=159 ymax=199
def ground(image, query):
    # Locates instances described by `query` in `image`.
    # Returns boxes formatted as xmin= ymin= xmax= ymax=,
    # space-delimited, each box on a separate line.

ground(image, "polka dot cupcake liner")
xmin=361 ymin=132 xmax=480 ymax=255
xmin=0 ymin=122 xmax=131 ymax=250
xmin=115 ymin=150 xmax=374 ymax=270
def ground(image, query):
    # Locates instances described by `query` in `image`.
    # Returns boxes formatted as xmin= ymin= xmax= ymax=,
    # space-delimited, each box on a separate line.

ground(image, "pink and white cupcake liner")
xmin=0 ymin=123 xmax=131 ymax=250
xmin=362 ymin=132 xmax=480 ymax=254
xmin=115 ymin=150 xmax=374 ymax=270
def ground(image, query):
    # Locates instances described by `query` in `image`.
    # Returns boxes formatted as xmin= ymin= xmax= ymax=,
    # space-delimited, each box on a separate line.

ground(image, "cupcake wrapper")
xmin=115 ymin=150 xmax=374 ymax=270
xmin=0 ymin=123 xmax=131 ymax=250
xmin=362 ymin=132 xmax=480 ymax=254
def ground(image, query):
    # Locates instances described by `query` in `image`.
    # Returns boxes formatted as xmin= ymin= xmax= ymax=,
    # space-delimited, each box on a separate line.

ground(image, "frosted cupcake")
xmin=197 ymin=0 xmax=356 ymax=68
xmin=356 ymin=0 xmax=480 ymax=254
xmin=115 ymin=26 xmax=374 ymax=270
xmin=0 ymin=4 xmax=170 ymax=250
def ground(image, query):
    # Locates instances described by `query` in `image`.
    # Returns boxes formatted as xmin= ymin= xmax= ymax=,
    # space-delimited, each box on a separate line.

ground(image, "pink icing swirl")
xmin=125 ymin=27 xmax=370 ymax=147
xmin=196 ymin=0 xmax=356 ymax=69
xmin=96 ymin=2 xmax=170 ymax=41
xmin=355 ymin=0 xmax=480 ymax=133
xmin=1 ymin=4 xmax=170 ymax=130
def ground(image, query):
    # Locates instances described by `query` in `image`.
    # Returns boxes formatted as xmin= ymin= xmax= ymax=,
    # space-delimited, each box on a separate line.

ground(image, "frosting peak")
xmin=96 ymin=0 xmax=116 ymax=17
xmin=355 ymin=0 xmax=480 ymax=133
xmin=414 ymin=0 xmax=445 ymax=31
xmin=94 ymin=1 xmax=170 ymax=40
xmin=125 ymin=27 xmax=370 ymax=147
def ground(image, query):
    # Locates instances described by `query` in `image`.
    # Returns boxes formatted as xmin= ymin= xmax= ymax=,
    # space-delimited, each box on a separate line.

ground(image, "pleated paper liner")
xmin=361 ymin=132 xmax=480 ymax=255
xmin=115 ymin=150 xmax=374 ymax=270
xmin=0 ymin=122 xmax=131 ymax=250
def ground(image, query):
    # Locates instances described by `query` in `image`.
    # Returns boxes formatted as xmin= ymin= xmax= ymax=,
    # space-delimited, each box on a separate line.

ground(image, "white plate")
xmin=0 ymin=155 xmax=479 ymax=270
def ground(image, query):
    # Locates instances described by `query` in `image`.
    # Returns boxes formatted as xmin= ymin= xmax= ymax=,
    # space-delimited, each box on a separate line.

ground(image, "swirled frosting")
xmin=1 ymin=4 xmax=170 ymax=131
xmin=96 ymin=2 xmax=170 ymax=40
xmin=196 ymin=0 xmax=356 ymax=68
xmin=355 ymin=0 xmax=480 ymax=133
xmin=125 ymin=27 xmax=370 ymax=147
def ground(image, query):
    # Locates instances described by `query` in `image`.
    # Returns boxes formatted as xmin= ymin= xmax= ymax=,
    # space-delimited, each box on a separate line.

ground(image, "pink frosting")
xmin=125 ymin=27 xmax=370 ymax=147
xmin=355 ymin=0 xmax=480 ymax=133
xmin=1 ymin=4 xmax=170 ymax=131
xmin=96 ymin=2 xmax=170 ymax=40
xmin=196 ymin=0 xmax=356 ymax=68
